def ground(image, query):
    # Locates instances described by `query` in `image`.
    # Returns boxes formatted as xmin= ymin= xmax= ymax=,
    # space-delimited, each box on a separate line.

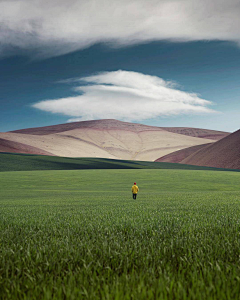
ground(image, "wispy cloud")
xmin=32 ymin=70 xmax=217 ymax=122
xmin=0 ymin=0 xmax=240 ymax=57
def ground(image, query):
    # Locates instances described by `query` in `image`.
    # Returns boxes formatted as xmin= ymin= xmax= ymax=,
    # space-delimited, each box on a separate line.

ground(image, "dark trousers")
xmin=133 ymin=193 xmax=137 ymax=199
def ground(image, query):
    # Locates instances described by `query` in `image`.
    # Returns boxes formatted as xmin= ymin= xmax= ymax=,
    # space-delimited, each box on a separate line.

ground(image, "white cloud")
xmin=32 ymin=70 xmax=217 ymax=121
xmin=0 ymin=0 xmax=240 ymax=57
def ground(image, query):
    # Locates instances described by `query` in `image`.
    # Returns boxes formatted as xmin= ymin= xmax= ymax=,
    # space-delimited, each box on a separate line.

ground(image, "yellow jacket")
xmin=131 ymin=185 xmax=139 ymax=194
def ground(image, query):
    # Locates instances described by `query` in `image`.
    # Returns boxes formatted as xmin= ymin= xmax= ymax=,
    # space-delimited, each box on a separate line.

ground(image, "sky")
xmin=0 ymin=0 xmax=240 ymax=132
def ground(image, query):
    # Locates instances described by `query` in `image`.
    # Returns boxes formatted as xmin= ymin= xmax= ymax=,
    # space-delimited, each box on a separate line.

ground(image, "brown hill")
xmin=0 ymin=138 xmax=54 ymax=155
xmin=0 ymin=119 xmax=229 ymax=161
xmin=155 ymin=143 xmax=212 ymax=163
xmin=181 ymin=129 xmax=240 ymax=169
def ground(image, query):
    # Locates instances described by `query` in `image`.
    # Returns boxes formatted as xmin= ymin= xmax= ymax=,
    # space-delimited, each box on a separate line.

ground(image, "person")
xmin=131 ymin=182 xmax=139 ymax=199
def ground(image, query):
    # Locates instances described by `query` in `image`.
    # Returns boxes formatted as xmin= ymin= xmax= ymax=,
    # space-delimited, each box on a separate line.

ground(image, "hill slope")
xmin=155 ymin=143 xmax=212 ymax=163
xmin=0 ymin=138 xmax=54 ymax=156
xmin=181 ymin=129 xmax=240 ymax=169
xmin=0 ymin=119 xmax=228 ymax=161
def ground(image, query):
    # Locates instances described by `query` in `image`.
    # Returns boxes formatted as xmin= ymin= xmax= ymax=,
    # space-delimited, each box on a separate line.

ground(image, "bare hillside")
xmin=0 ymin=138 xmax=54 ymax=156
xmin=155 ymin=143 xmax=212 ymax=163
xmin=181 ymin=129 xmax=240 ymax=169
xmin=0 ymin=120 xmax=228 ymax=161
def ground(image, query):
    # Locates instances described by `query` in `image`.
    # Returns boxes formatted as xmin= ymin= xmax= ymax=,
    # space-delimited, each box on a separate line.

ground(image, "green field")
xmin=1 ymin=167 xmax=240 ymax=299
xmin=1 ymin=152 xmax=239 ymax=172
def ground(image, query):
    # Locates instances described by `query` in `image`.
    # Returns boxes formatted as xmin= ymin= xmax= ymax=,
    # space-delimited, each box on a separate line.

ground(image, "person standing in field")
xmin=131 ymin=182 xmax=139 ymax=199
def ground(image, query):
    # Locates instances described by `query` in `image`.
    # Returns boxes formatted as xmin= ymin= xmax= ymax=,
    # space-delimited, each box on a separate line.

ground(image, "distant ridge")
xmin=162 ymin=127 xmax=228 ymax=140
xmin=11 ymin=119 xmax=163 ymax=135
xmin=181 ymin=129 xmax=240 ymax=169
xmin=0 ymin=119 xmax=229 ymax=161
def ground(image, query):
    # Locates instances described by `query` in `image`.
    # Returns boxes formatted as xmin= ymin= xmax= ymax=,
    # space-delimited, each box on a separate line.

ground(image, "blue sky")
xmin=1 ymin=0 xmax=240 ymax=132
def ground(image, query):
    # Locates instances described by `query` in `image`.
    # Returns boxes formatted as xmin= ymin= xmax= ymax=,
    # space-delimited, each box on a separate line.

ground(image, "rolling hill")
xmin=155 ymin=143 xmax=213 ymax=163
xmin=181 ymin=129 xmax=240 ymax=169
xmin=0 ymin=119 xmax=229 ymax=161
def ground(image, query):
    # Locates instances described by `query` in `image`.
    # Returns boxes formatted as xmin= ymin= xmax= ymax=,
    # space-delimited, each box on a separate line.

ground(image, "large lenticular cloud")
xmin=0 ymin=0 xmax=240 ymax=57
xmin=32 ymin=70 xmax=217 ymax=121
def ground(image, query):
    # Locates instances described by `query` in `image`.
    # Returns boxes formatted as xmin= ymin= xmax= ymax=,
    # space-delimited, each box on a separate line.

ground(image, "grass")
xmin=1 ymin=152 xmax=239 ymax=172
xmin=1 ymin=168 xmax=240 ymax=299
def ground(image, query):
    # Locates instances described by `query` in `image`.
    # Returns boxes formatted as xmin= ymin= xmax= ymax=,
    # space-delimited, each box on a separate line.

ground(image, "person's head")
xmin=134 ymin=182 xmax=136 ymax=185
